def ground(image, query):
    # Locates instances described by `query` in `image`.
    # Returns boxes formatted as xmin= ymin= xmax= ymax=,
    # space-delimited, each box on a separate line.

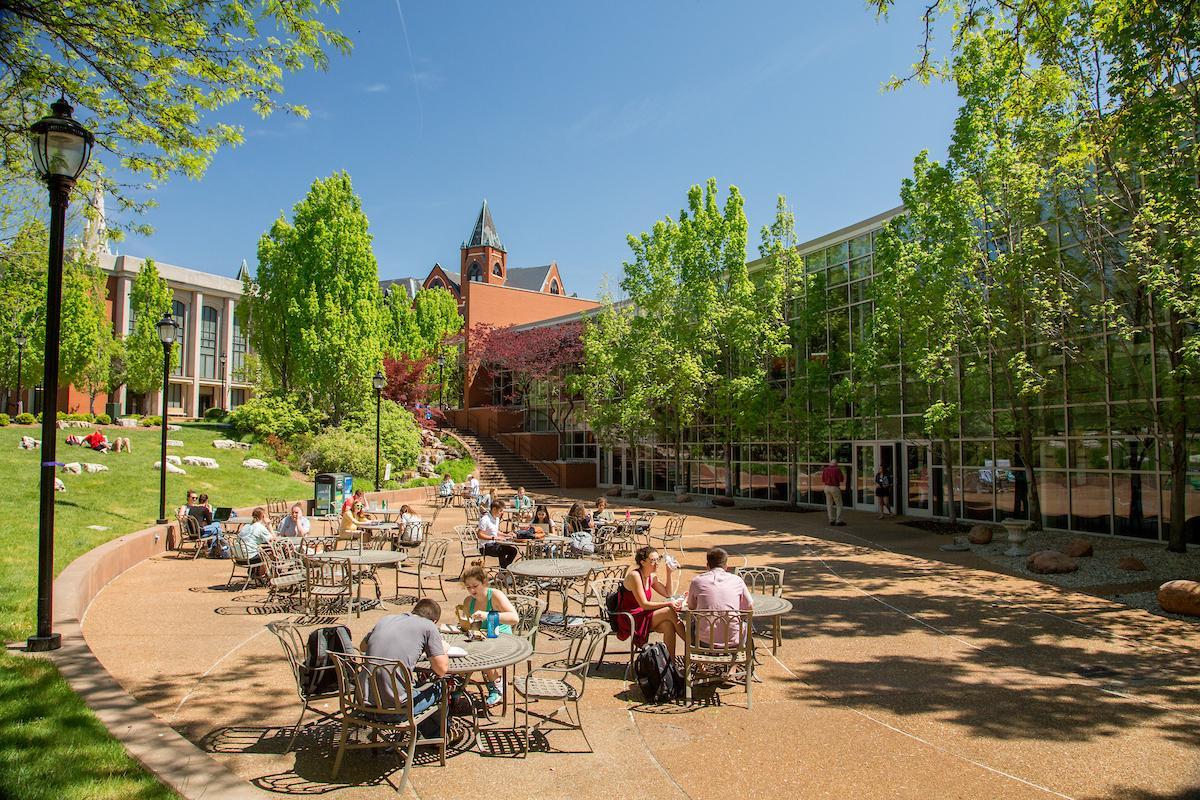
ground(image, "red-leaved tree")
xmin=381 ymin=353 xmax=442 ymax=430
xmin=471 ymin=321 xmax=584 ymax=444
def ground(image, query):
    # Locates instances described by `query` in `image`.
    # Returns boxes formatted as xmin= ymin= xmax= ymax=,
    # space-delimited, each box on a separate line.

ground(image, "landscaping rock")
xmin=19 ymin=436 xmax=40 ymax=449
xmin=153 ymin=460 xmax=186 ymax=475
xmin=213 ymin=439 xmax=251 ymax=450
xmin=968 ymin=524 xmax=994 ymax=545
xmin=163 ymin=454 xmax=181 ymax=465
xmin=1118 ymin=556 xmax=1148 ymax=572
xmin=61 ymin=462 xmax=82 ymax=474
xmin=166 ymin=439 xmax=184 ymax=447
xmin=675 ymin=494 xmax=693 ymax=503
xmin=605 ymin=486 xmax=623 ymax=497
xmin=1026 ymin=550 xmax=1078 ymax=574
xmin=1157 ymin=580 xmax=1200 ymax=617
xmin=1061 ymin=538 xmax=1094 ymax=558
xmin=242 ymin=458 xmax=269 ymax=470
xmin=712 ymin=496 xmax=735 ymax=507
xmin=638 ymin=492 xmax=656 ymax=501
xmin=83 ymin=462 xmax=108 ymax=474
xmin=167 ymin=424 xmax=181 ymax=431
xmin=117 ymin=418 xmax=138 ymax=427
xmin=182 ymin=455 xmax=219 ymax=469
xmin=54 ymin=477 xmax=66 ymax=492
xmin=940 ymin=536 xmax=972 ymax=552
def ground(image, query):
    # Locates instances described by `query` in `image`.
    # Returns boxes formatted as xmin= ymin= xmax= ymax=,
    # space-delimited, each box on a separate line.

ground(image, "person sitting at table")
xmin=467 ymin=473 xmax=481 ymax=499
xmin=476 ymin=500 xmax=518 ymax=569
xmin=462 ymin=563 xmax=520 ymax=707
xmin=340 ymin=489 xmax=367 ymax=516
xmin=399 ymin=504 xmax=422 ymax=524
xmin=686 ymin=546 xmax=753 ymax=648
xmin=339 ymin=499 xmax=370 ymax=537
xmin=511 ymin=487 xmax=533 ymax=519
xmin=360 ymin=597 xmax=450 ymax=730
xmin=186 ymin=492 xmax=223 ymax=554
xmin=518 ymin=504 xmax=553 ymax=539
xmin=277 ymin=503 xmax=311 ymax=537
xmin=438 ymin=475 xmax=456 ymax=503
xmin=564 ymin=501 xmax=592 ymax=534
xmin=239 ymin=507 xmax=275 ymax=577
xmin=616 ymin=545 xmax=685 ymax=660
xmin=593 ymin=496 xmax=615 ymax=524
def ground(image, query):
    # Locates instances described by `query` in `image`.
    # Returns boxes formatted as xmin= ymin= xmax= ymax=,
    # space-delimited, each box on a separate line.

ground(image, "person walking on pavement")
xmin=822 ymin=460 xmax=846 ymax=526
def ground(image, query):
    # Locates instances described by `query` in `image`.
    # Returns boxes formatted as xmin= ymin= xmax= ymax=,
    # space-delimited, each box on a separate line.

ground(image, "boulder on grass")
xmin=242 ymin=458 xmax=269 ymax=470
xmin=153 ymin=460 xmax=186 ymax=475
xmin=605 ymin=486 xmax=623 ymax=497
xmin=166 ymin=439 xmax=184 ymax=447
xmin=1061 ymin=538 xmax=1094 ymax=558
xmin=61 ymin=462 xmax=82 ymax=475
xmin=1026 ymin=550 xmax=1078 ymax=574
xmin=165 ymin=454 xmax=182 ymax=465
xmin=968 ymin=524 xmax=994 ymax=545
xmin=167 ymin=424 xmax=181 ymax=431
xmin=712 ymin=496 xmax=735 ymax=508
xmin=213 ymin=439 xmax=251 ymax=451
xmin=19 ymin=436 xmax=40 ymax=449
xmin=1157 ymin=580 xmax=1200 ymax=617
xmin=117 ymin=418 xmax=139 ymax=428
xmin=1117 ymin=556 xmax=1147 ymax=572
xmin=83 ymin=462 xmax=108 ymax=474
xmin=54 ymin=477 xmax=66 ymax=492
xmin=182 ymin=455 xmax=219 ymax=469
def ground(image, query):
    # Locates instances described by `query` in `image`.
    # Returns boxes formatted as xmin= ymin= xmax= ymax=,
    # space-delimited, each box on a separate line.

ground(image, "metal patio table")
xmin=307 ymin=549 xmax=406 ymax=612
xmin=508 ymin=558 xmax=602 ymax=616
xmin=748 ymin=593 xmax=792 ymax=654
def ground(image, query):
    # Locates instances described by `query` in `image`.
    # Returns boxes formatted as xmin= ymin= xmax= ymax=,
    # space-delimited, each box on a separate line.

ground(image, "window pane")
xmin=1070 ymin=473 xmax=1111 ymax=534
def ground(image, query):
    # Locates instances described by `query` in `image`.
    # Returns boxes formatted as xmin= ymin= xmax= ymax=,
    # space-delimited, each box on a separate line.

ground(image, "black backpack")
xmin=634 ymin=642 xmax=683 ymax=704
xmin=302 ymin=625 xmax=355 ymax=696
xmin=604 ymin=590 xmax=622 ymax=632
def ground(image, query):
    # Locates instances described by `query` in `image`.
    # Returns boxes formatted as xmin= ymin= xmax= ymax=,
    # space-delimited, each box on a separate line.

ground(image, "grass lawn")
xmin=0 ymin=421 xmax=311 ymax=800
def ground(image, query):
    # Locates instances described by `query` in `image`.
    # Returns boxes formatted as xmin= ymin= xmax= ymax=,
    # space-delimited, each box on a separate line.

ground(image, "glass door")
xmin=906 ymin=443 xmax=931 ymax=515
xmin=855 ymin=445 xmax=875 ymax=506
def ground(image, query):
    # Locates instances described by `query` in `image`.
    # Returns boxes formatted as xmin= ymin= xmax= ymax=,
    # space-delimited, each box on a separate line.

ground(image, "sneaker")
xmin=835 ymin=520 xmax=847 ymax=526
xmin=486 ymin=689 xmax=503 ymax=707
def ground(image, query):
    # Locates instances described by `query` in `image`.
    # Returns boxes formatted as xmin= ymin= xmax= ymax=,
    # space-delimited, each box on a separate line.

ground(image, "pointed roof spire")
xmin=236 ymin=259 xmax=251 ymax=281
xmin=464 ymin=199 xmax=505 ymax=252
xmin=83 ymin=186 xmax=111 ymax=257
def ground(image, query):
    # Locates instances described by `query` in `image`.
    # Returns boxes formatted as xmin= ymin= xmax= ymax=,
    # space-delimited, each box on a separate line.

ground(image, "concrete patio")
xmin=82 ymin=499 xmax=1200 ymax=799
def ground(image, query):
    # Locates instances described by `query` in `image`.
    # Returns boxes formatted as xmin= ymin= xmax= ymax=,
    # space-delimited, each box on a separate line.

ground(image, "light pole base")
xmin=156 ymin=518 xmax=169 ymax=525
xmin=26 ymin=633 xmax=61 ymax=652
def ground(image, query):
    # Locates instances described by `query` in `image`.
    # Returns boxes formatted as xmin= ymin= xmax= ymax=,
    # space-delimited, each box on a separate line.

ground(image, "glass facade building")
xmin=513 ymin=207 xmax=1199 ymax=544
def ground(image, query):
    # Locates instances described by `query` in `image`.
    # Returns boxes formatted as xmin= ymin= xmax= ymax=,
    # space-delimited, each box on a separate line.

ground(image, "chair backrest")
xmin=682 ymin=609 xmax=755 ymax=656
xmin=664 ymin=515 xmax=686 ymax=539
xmin=400 ymin=520 xmax=430 ymax=545
xmin=733 ymin=565 xmax=784 ymax=597
xmin=484 ymin=567 xmax=515 ymax=593
xmin=303 ymin=555 xmax=352 ymax=592
xmin=593 ymin=524 xmax=618 ymax=555
xmin=420 ymin=537 xmax=449 ymax=570
xmin=226 ymin=532 xmax=251 ymax=563
xmin=266 ymin=621 xmax=310 ymax=700
xmin=455 ymin=524 xmax=481 ymax=558
xmin=560 ymin=621 xmax=610 ymax=696
xmin=583 ymin=563 xmax=627 ymax=601
xmin=590 ymin=576 xmax=626 ymax=622
xmin=297 ymin=535 xmax=337 ymax=555
xmin=509 ymin=593 xmax=546 ymax=647
xmin=330 ymin=652 xmax=419 ymax=727
xmin=181 ymin=515 xmax=201 ymax=541
xmin=638 ymin=510 xmax=659 ymax=523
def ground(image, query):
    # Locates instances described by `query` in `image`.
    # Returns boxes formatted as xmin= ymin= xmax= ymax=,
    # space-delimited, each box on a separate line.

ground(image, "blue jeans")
xmin=412 ymin=681 xmax=442 ymax=716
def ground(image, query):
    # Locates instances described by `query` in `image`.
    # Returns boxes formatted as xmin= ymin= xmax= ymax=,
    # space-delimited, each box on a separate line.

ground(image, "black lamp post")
xmin=372 ymin=370 xmax=386 ymax=491
xmin=14 ymin=331 xmax=26 ymax=415
xmin=155 ymin=313 xmax=176 ymax=525
xmin=27 ymin=97 xmax=94 ymax=652
xmin=219 ymin=353 xmax=227 ymax=411
xmin=437 ymin=351 xmax=446 ymax=409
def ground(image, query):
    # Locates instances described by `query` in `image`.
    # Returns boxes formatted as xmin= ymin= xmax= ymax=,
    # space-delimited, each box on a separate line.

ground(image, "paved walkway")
xmin=82 ymin=500 xmax=1200 ymax=799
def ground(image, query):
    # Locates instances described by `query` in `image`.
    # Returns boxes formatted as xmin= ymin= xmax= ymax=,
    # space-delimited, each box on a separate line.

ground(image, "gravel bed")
xmin=1105 ymin=589 xmax=1200 ymax=625
xmin=967 ymin=528 xmax=1200 ymax=589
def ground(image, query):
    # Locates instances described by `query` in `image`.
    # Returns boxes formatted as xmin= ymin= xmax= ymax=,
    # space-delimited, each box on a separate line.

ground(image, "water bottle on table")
xmin=486 ymin=610 xmax=499 ymax=638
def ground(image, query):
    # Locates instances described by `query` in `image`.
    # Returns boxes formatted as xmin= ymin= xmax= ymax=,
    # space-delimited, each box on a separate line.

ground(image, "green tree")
xmin=0 ymin=0 xmax=350 ymax=233
xmin=578 ymin=296 xmax=649 ymax=482
xmin=381 ymin=289 xmax=421 ymax=358
xmin=248 ymin=172 xmax=383 ymax=423
xmin=58 ymin=253 xmax=109 ymax=391
xmin=124 ymin=259 xmax=177 ymax=394
xmin=412 ymin=287 xmax=463 ymax=354
xmin=0 ymin=220 xmax=47 ymax=393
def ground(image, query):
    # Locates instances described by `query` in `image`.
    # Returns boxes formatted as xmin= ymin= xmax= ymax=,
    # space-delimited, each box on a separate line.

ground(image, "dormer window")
xmin=549 ymin=279 xmax=560 ymax=295
xmin=468 ymin=262 xmax=483 ymax=282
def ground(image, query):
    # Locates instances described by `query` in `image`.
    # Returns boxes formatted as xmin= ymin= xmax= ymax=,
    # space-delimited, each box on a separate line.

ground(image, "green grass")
xmin=0 ymin=422 xmax=310 ymax=800
xmin=433 ymin=457 xmax=475 ymax=484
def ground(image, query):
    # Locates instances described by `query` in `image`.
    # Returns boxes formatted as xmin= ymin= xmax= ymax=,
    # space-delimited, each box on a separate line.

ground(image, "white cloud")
xmin=364 ymin=83 xmax=390 ymax=93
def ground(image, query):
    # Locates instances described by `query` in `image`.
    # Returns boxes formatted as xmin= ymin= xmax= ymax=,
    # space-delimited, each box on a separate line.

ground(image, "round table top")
xmin=749 ymin=593 xmax=792 ymax=618
xmin=306 ymin=549 xmax=406 ymax=566
xmin=509 ymin=535 xmax=570 ymax=547
xmin=508 ymin=558 xmax=602 ymax=578
xmin=224 ymin=516 xmax=253 ymax=526
xmin=357 ymin=520 xmax=398 ymax=530
xmin=429 ymin=632 xmax=533 ymax=674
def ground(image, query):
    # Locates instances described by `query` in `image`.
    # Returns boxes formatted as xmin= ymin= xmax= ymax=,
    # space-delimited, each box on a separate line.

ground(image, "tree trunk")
xmin=1020 ymin=400 xmax=1042 ymax=531
xmin=1166 ymin=315 xmax=1188 ymax=553
xmin=943 ymin=436 xmax=958 ymax=525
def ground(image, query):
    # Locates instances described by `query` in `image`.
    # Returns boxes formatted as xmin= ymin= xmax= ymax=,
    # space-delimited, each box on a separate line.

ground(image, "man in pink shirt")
xmin=686 ymin=547 xmax=753 ymax=648
xmin=821 ymin=460 xmax=846 ymax=526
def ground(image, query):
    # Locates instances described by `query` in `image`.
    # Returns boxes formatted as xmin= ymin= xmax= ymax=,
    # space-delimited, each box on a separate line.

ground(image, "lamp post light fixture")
xmin=14 ymin=330 xmax=27 ymax=416
xmin=155 ymin=312 xmax=177 ymax=525
xmin=437 ymin=351 xmax=446 ymax=409
xmin=372 ymin=370 xmax=386 ymax=492
xmin=27 ymin=96 xmax=94 ymax=653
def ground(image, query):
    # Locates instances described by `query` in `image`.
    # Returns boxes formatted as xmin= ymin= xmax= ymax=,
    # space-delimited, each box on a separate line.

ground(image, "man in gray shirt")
xmin=361 ymin=598 xmax=450 ymax=714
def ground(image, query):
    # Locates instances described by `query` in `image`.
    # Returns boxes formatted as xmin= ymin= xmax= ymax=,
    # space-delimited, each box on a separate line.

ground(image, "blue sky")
xmin=119 ymin=2 xmax=960 ymax=298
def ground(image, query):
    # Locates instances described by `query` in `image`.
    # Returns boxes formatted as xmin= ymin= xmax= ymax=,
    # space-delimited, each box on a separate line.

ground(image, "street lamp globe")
xmin=156 ymin=312 xmax=176 ymax=345
xmin=437 ymin=353 xmax=446 ymax=368
xmin=372 ymin=370 xmax=387 ymax=391
xmin=29 ymin=98 xmax=94 ymax=181
xmin=15 ymin=331 xmax=27 ymax=349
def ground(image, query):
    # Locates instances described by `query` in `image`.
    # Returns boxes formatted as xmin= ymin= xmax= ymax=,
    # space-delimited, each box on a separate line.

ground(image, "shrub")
xmin=263 ymin=433 xmax=293 ymax=463
xmin=140 ymin=415 xmax=163 ymax=427
xmin=344 ymin=399 xmax=421 ymax=474
xmin=203 ymin=407 xmax=226 ymax=420
xmin=267 ymin=460 xmax=291 ymax=476
xmin=0 ymin=413 xmax=9 ymax=427
xmin=298 ymin=427 xmax=376 ymax=478
xmin=96 ymin=413 xmax=112 ymax=425
xmin=434 ymin=457 xmax=475 ymax=484
xmin=228 ymin=394 xmax=312 ymax=440
xmin=62 ymin=412 xmax=96 ymax=423
xmin=15 ymin=412 xmax=35 ymax=425
xmin=402 ymin=476 xmax=441 ymax=488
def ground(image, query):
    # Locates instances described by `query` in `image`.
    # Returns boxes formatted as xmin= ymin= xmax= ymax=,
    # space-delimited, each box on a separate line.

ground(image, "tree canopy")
xmin=123 ymin=259 xmax=177 ymax=394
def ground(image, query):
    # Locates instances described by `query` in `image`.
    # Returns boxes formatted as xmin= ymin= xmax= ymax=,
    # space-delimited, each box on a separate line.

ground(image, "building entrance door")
xmin=854 ymin=443 xmax=903 ymax=513
xmin=905 ymin=443 xmax=932 ymax=517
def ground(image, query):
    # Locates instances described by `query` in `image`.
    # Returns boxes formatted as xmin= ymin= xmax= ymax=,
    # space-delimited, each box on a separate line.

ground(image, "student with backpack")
xmin=615 ymin=545 xmax=685 ymax=660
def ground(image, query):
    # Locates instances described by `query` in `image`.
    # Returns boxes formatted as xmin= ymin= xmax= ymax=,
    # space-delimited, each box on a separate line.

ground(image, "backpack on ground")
xmin=302 ymin=625 xmax=355 ymax=696
xmin=634 ymin=642 xmax=682 ymax=704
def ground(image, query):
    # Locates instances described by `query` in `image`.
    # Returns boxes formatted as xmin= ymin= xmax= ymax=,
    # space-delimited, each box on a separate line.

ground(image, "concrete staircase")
xmin=449 ymin=429 xmax=556 ymax=491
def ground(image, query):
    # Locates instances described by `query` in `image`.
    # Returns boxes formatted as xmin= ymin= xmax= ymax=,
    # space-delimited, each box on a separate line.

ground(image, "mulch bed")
xmin=899 ymin=519 xmax=974 ymax=536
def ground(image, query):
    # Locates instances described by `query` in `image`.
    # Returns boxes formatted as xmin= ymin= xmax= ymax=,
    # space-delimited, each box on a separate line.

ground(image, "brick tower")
xmin=460 ymin=199 xmax=507 ymax=287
